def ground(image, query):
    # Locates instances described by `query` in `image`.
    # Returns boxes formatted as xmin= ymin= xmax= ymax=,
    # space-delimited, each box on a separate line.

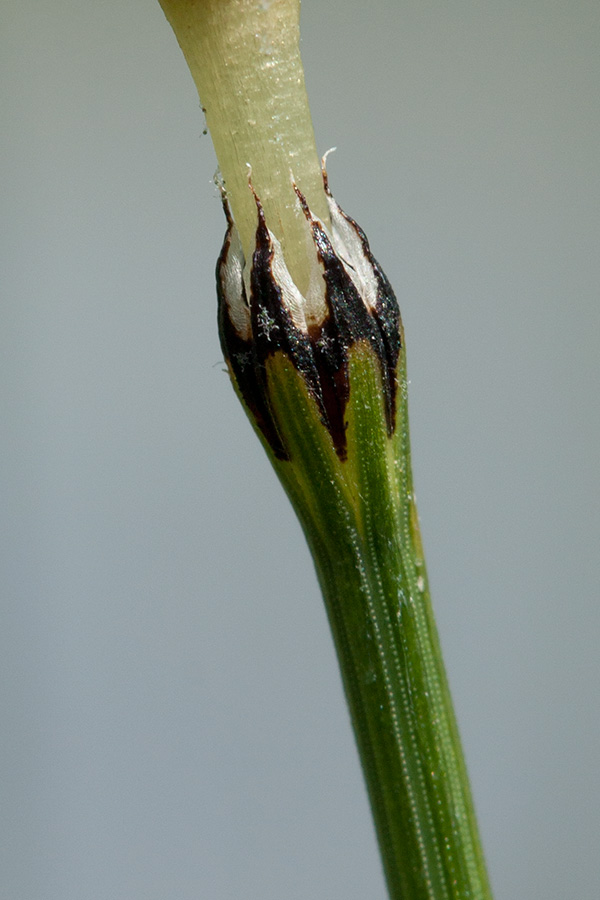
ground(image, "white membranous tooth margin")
xmin=298 ymin=217 xmax=329 ymax=329
xmin=220 ymin=223 xmax=251 ymax=341
xmin=220 ymin=181 xmax=382 ymax=341
xmin=264 ymin=228 xmax=309 ymax=332
xmin=327 ymin=193 xmax=379 ymax=314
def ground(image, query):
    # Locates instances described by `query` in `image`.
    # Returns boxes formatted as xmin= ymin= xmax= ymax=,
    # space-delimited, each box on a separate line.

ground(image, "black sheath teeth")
xmin=217 ymin=185 xmax=402 ymax=462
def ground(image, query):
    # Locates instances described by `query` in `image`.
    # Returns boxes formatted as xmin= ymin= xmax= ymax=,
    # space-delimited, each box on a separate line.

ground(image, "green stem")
xmin=157 ymin=1 xmax=493 ymax=897
xmin=264 ymin=347 xmax=492 ymax=899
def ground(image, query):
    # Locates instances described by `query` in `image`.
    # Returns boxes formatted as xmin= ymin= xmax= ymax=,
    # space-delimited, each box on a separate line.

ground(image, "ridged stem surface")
xmin=263 ymin=347 xmax=493 ymax=900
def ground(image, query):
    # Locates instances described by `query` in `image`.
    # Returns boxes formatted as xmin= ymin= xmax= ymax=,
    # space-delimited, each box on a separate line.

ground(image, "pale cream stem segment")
xmin=158 ymin=0 xmax=330 ymax=292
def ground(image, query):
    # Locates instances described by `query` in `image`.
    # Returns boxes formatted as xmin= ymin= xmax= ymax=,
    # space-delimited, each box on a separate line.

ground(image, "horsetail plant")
xmin=157 ymin=1 xmax=493 ymax=898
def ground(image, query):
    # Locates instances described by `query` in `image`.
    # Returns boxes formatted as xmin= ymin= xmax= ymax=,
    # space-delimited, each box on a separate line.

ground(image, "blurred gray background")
xmin=2 ymin=1 xmax=599 ymax=898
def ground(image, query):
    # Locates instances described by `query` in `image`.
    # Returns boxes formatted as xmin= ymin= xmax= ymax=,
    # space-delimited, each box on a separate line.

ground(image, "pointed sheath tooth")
xmin=294 ymin=184 xmax=397 ymax=452
xmin=325 ymin=197 xmax=379 ymax=315
xmin=218 ymin=180 xmax=403 ymax=463
xmin=267 ymin=230 xmax=309 ymax=334
xmin=217 ymin=212 xmax=251 ymax=341
xmin=322 ymin=171 xmax=402 ymax=435
xmin=217 ymin=200 xmax=289 ymax=460
xmin=248 ymin=196 xmax=328 ymax=435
